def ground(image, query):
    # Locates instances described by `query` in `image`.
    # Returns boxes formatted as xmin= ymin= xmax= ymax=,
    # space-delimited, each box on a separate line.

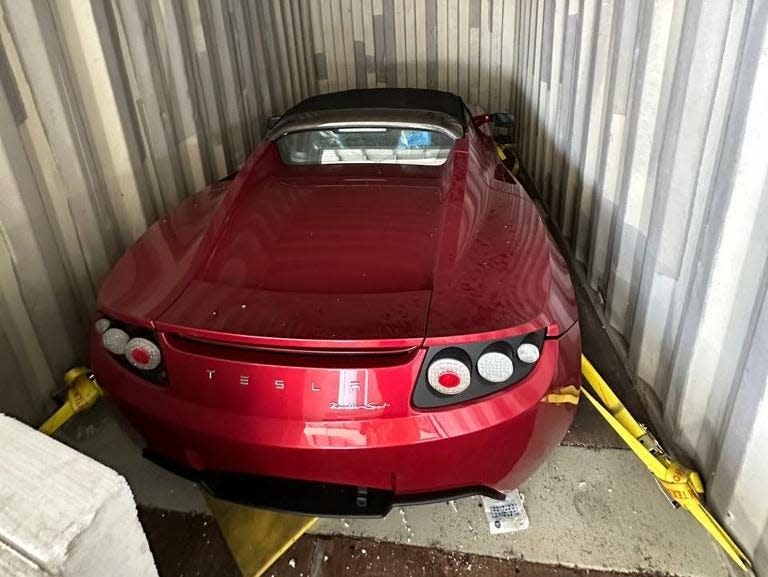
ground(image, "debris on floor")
xmin=267 ymin=534 xmax=657 ymax=577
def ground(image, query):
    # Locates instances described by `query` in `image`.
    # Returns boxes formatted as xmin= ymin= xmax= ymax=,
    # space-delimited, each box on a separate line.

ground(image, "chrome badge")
xmin=329 ymin=369 xmax=389 ymax=411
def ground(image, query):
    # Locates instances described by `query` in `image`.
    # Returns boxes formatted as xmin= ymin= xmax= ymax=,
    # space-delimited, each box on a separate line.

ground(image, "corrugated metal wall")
xmin=514 ymin=0 xmax=768 ymax=569
xmin=308 ymin=0 xmax=517 ymax=112
xmin=1 ymin=0 xmax=766 ymax=569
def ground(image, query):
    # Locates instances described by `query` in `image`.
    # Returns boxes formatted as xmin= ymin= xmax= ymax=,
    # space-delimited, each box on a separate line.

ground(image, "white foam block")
xmin=0 ymin=415 xmax=158 ymax=577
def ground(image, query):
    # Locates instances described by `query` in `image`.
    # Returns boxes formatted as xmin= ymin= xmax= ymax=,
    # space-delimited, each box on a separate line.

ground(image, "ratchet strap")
xmin=581 ymin=355 xmax=752 ymax=571
xmin=39 ymin=367 xmax=103 ymax=436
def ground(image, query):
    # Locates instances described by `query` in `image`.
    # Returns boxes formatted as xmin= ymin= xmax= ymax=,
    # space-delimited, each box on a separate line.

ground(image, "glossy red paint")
xmin=93 ymin=103 xmax=580 ymax=508
xmin=91 ymin=322 xmax=579 ymax=494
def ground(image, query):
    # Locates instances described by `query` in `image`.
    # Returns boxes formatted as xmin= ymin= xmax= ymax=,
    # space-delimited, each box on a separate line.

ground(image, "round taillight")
xmin=427 ymin=358 xmax=471 ymax=395
xmin=102 ymin=328 xmax=129 ymax=355
xmin=124 ymin=337 xmax=162 ymax=371
xmin=94 ymin=318 xmax=111 ymax=334
xmin=517 ymin=343 xmax=540 ymax=364
xmin=477 ymin=351 xmax=514 ymax=382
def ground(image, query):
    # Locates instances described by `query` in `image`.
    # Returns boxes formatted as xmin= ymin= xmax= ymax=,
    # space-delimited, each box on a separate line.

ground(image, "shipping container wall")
xmin=513 ymin=0 xmax=768 ymax=569
xmin=307 ymin=0 xmax=518 ymax=113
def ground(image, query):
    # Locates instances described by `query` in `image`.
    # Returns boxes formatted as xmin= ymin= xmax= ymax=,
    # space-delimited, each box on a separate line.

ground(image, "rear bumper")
xmin=92 ymin=323 xmax=580 ymax=513
xmin=145 ymin=449 xmax=504 ymax=516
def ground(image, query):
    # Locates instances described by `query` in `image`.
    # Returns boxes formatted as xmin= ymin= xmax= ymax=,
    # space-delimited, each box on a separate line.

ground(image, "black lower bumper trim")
xmin=144 ymin=450 xmax=505 ymax=517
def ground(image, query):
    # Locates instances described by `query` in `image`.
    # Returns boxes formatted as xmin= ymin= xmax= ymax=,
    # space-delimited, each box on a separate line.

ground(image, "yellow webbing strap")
xmin=581 ymin=357 xmax=646 ymax=440
xmin=581 ymin=355 xmax=752 ymax=571
xmin=542 ymin=385 xmax=580 ymax=405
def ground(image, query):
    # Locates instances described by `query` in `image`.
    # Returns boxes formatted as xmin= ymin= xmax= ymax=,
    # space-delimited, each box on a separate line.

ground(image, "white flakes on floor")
xmin=310 ymin=445 xmax=730 ymax=577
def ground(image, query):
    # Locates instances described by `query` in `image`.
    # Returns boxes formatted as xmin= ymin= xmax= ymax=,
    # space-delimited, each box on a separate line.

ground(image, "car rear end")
xmin=90 ymin=316 xmax=580 ymax=516
xmin=91 ymin=88 xmax=581 ymax=515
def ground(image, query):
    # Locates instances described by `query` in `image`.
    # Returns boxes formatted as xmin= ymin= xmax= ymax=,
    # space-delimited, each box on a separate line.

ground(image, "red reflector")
xmin=438 ymin=372 xmax=461 ymax=388
xmin=124 ymin=337 xmax=162 ymax=370
xmin=427 ymin=357 xmax=471 ymax=395
xmin=130 ymin=348 xmax=151 ymax=365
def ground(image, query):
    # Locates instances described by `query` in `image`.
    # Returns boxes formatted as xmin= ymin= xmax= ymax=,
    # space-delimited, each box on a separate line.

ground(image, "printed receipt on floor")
xmin=481 ymin=489 xmax=529 ymax=534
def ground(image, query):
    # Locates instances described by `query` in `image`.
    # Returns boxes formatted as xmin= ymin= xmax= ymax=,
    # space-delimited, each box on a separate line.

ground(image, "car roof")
xmin=282 ymin=88 xmax=466 ymax=124
xmin=269 ymin=88 xmax=467 ymax=140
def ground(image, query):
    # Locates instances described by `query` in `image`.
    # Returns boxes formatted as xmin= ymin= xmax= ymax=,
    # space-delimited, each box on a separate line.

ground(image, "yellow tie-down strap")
xmin=39 ymin=367 xmax=104 ymax=436
xmin=542 ymin=385 xmax=580 ymax=405
xmin=496 ymin=143 xmax=520 ymax=175
xmin=581 ymin=355 xmax=752 ymax=571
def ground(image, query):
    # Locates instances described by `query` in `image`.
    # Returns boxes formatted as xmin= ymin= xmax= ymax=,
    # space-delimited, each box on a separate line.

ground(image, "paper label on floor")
xmin=482 ymin=489 xmax=529 ymax=534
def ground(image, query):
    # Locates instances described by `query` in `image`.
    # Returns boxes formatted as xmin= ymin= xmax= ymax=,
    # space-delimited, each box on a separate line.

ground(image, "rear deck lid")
xmin=157 ymin=168 xmax=448 ymax=348
xmin=156 ymin=282 xmax=430 ymax=349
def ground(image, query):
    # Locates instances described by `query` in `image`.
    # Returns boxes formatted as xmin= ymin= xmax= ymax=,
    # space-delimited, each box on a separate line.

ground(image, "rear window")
xmin=276 ymin=127 xmax=454 ymax=166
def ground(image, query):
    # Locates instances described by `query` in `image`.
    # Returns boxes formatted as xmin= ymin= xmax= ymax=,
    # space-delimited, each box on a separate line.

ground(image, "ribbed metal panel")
xmin=515 ymin=0 xmax=768 ymax=569
xmin=1 ymin=0 xmax=766 ymax=569
xmin=308 ymin=0 xmax=518 ymax=113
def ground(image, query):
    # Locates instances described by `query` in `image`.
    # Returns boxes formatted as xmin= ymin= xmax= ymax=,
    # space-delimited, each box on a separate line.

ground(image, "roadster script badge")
xmin=329 ymin=369 xmax=388 ymax=411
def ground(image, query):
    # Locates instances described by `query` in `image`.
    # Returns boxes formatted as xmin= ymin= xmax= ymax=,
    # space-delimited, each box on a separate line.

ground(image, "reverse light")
xmin=427 ymin=357 xmax=471 ymax=395
xmin=477 ymin=351 xmax=514 ymax=382
xmin=124 ymin=337 xmax=162 ymax=371
xmin=517 ymin=343 xmax=540 ymax=364
xmin=102 ymin=328 xmax=129 ymax=355
xmin=94 ymin=317 xmax=111 ymax=334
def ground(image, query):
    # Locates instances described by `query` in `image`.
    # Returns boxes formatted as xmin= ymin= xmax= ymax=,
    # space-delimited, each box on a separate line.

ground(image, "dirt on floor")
xmin=138 ymin=507 xmax=656 ymax=577
xmin=264 ymin=534 xmax=657 ymax=577
xmin=139 ymin=507 xmax=241 ymax=577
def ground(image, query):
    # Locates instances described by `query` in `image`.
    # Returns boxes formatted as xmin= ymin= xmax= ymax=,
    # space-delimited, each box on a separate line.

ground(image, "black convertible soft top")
xmin=281 ymin=88 xmax=467 ymax=127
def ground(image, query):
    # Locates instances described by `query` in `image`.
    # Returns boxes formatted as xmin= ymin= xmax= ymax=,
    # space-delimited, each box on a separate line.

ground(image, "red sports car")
xmin=91 ymin=88 xmax=581 ymax=515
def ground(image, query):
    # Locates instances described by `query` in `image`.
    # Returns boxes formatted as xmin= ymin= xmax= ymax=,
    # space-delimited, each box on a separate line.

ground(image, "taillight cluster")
xmin=413 ymin=329 xmax=546 ymax=409
xmin=95 ymin=317 xmax=166 ymax=383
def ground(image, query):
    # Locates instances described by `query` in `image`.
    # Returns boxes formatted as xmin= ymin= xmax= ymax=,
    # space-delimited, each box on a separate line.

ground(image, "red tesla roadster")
xmin=91 ymin=89 xmax=580 ymax=515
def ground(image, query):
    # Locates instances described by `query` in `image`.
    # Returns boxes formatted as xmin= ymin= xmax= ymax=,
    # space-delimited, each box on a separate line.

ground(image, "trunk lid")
xmin=158 ymin=167 xmax=451 ymax=347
